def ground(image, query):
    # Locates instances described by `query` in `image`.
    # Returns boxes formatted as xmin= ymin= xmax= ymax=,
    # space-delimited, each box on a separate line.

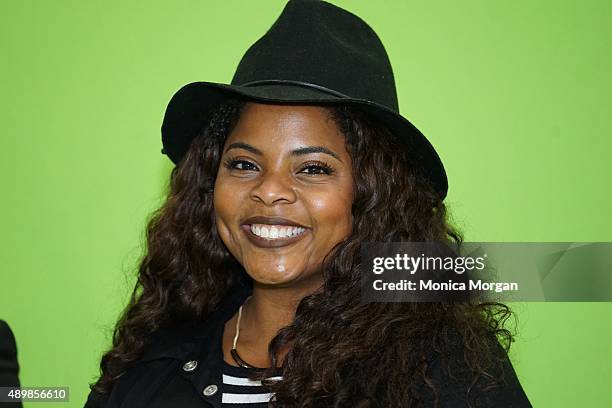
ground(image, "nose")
xmin=249 ymin=170 xmax=297 ymax=206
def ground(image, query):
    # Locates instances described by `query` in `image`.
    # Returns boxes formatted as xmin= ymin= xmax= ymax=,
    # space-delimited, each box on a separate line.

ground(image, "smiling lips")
xmin=241 ymin=216 xmax=309 ymax=248
xmin=250 ymin=223 xmax=306 ymax=239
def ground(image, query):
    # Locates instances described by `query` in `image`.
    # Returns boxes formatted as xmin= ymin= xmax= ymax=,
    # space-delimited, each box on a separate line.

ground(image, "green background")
xmin=1 ymin=1 xmax=610 ymax=406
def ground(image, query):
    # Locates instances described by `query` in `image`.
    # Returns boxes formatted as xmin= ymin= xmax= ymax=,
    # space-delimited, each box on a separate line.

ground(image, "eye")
xmin=223 ymin=158 xmax=259 ymax=171
xmin=298 ymin=161 xmax=336 ymax=176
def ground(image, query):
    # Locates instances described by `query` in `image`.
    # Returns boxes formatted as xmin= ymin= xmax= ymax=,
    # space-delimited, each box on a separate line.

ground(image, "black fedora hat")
xmin=161 ymin=0 xmax=448 ymax=200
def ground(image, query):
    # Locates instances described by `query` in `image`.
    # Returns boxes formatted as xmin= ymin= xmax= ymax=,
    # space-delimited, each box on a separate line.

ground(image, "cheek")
xmin=213 ymin=180 xmax=245 ymax=257
xmin=310 ymin=187 xmax=353 ymax=236
xmin=213 ymin=178 xmax=241 ymax=228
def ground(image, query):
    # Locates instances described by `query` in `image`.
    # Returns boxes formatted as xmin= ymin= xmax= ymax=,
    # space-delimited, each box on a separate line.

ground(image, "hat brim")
xmin=161 ymin=81 xmax=448 ymax=199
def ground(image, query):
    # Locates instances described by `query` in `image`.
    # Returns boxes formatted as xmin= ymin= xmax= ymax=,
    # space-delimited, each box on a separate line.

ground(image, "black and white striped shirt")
xmin=221 ymin=361 xmax=283 ymax=406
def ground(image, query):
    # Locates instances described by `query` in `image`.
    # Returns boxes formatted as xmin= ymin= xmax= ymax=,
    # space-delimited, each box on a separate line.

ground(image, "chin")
xmin=244 ymin=264 xmax=304 ymax=286
xmin=248 ymin=271 xmax=297 ymax=285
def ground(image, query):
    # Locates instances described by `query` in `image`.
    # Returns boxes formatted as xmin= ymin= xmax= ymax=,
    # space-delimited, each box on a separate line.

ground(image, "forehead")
xmin=225 ymin=102 xmax=347 ymax=152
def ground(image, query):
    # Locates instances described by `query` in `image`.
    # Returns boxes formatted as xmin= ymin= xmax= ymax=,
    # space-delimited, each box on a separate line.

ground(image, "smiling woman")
xmin=84 ymin=1 xmax=531 ymax=407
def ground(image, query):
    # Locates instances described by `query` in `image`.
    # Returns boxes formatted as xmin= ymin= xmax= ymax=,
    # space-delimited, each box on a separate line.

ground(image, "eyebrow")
xmin=225 ymin=142 xmax=342 ymax=162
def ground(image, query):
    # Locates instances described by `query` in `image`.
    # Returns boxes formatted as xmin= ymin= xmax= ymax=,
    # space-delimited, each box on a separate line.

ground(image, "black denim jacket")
xmin=84 ymin=281 xmax=532 ymax=408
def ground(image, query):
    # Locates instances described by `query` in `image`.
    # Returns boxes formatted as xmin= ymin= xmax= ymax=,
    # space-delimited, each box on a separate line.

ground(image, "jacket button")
xmin=202 ymin=384 xmax=218 ymax=396
xmin=182 ymin=360 xmax=198 ymax=372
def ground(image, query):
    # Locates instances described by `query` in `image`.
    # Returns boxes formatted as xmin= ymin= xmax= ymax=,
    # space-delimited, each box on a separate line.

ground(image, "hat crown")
xmin=231 ymin=0 xmax=399 ymax=112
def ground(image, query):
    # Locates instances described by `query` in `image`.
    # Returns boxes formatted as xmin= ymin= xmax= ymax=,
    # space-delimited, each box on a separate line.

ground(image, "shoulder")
xmin=83 ymin=321 xmax=200 ymax=408
xmin=83 ymin=320 xmax=206 ymax=408
xmin=83 ymin=281 xmax=252 ymax=407
xmin=0 ymin=320 xmax=20 ymax=387
xmin=0 ymin=319 xmax=17 ymax=353
xmin=417 ymin=330 xmax=532 ymax=408
xmin=82 ymin=305 xmax=230 ymax=407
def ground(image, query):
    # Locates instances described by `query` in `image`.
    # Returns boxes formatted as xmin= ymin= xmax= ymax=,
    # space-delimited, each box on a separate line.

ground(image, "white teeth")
xmin=249 ymin=224 xmax=306 ymax=240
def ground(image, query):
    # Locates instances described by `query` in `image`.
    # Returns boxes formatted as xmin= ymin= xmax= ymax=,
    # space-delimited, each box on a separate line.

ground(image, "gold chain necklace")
xmin=230 ymin=295 xmax=262 ymax=369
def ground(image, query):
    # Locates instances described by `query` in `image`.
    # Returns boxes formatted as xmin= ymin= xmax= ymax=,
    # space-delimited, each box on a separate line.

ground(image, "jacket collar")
xmin=139 ymin=277 xmax=253 ymax=407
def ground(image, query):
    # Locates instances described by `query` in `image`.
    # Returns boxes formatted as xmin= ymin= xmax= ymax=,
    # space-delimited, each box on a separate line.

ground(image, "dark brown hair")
xmin=90 ymin=99 xmax=514 ymax=407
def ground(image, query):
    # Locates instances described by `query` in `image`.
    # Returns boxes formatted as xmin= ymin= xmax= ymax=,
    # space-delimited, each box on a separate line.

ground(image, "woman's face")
xmin=214 ymin=102 xmax=354 ymax=289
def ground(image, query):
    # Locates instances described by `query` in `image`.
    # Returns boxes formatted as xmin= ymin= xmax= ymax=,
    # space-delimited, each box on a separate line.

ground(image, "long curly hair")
xmin=90 ymin=99 xmax=514 ymax=407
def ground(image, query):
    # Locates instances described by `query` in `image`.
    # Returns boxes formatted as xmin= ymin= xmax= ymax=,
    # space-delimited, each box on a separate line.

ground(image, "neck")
xmin=238 ymin=274 xmax=324 ymax=360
